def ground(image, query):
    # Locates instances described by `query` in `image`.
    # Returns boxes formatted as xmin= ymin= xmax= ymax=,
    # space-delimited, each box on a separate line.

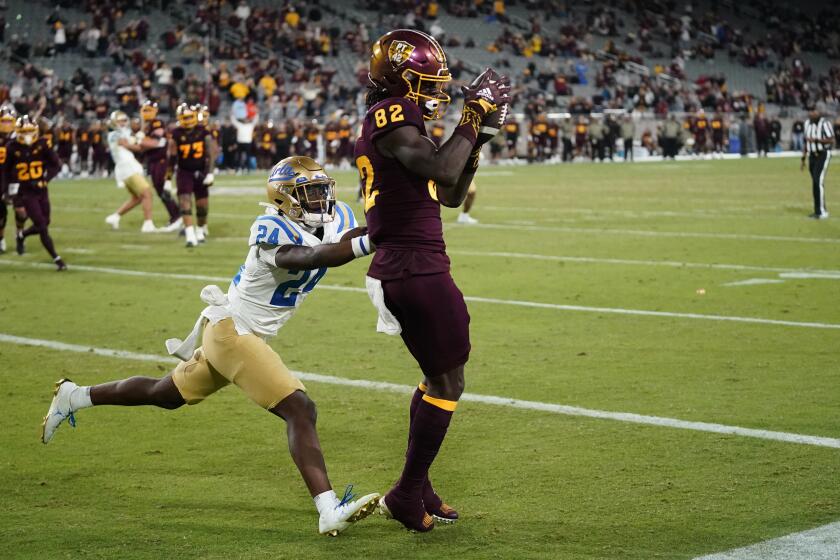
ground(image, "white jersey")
xmin=107 ymin=128 xmax=144 ymax=181
xmin=227 ymin=202 xmax=359 ymax=338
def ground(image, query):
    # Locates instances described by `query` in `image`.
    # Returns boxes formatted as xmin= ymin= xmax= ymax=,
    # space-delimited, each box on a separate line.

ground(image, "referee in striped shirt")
xmin=801 ymin=105 xmax=834 ymax=219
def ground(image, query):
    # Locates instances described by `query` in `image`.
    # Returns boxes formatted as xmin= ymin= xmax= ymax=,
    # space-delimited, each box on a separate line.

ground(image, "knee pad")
xmin=180 ymin=206 xmax=193 ymax=217
xmin=195 ymin=205 xmax=208 ymax=219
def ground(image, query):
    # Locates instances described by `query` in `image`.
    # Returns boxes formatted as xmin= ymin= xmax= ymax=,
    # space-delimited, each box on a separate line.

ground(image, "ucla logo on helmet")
xmin=388 ymin=41 xmax=415 ymax=66
xmin=270 ymin=163 xmax=296 ymax=183
xmin=295 ymin=176 xmax=308 ymax=184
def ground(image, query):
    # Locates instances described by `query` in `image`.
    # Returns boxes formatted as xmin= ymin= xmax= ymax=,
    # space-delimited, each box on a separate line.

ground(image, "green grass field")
xmin=1 ymin=158 xmax=839 ymax=559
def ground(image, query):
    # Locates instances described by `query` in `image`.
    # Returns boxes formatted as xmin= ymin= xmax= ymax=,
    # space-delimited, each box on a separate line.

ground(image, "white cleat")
xmin=318 ymin=491 xmax=380 ymax=537
xmin=140 ymin=220 xmax=157 ymax=233
xmin=456 ymin=213 xmax=479 ymax=225
xmin=105 ymin=213 xmax=120 ymax=230
xmin=41 ymin=379 xmax=78 ymax=444
xmin=160 ymin=217 xmax=183 ymax=233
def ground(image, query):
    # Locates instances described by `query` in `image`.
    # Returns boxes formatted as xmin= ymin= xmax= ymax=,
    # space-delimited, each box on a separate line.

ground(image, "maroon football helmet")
xmin=369 ymin=29 xmax=451 ymax=120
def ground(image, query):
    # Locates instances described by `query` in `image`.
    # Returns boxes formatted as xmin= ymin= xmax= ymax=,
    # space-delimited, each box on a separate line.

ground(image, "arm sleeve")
xmin=368 ymin=97 xmax=426 ymax=143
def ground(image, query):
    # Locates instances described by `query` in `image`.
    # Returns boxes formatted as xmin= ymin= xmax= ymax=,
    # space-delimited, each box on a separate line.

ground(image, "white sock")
xmin=70 ymin=385 xmax=93 ymax=411
xmin=313 ymin=489 xmax=338 ymax=516
xmin=185 ymin=225 xmax=197 ymax=244
xmin=201 ymin=224 xmax=209 ymax=236
xmin=0 ymin=238 xmax=6 ymax=252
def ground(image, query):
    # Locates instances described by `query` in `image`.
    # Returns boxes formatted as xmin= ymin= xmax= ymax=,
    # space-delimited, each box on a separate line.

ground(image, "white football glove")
xmin=116 ymin=180 xmax=125 ymax=189
xmin=202 ymin=173 xmax=214 ymax=186
xmin=163 ymin=179 xmax=174 ymax=194
xmin=8 ymin=182 xmax=19 ymax=196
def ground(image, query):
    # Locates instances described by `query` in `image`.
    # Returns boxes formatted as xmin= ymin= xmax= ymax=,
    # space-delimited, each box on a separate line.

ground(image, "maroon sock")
xmin=407 ymin=385 xmax=425 ymax=447
xmin=395 ymin=397 xmax=454 ymax=499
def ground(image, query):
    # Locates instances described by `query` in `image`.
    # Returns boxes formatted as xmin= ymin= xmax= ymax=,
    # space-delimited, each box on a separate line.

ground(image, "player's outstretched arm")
xmin=376 ymin=68 xmax=511 ymax=207
xmin=272 ymin=227 xmax=372 ymax=270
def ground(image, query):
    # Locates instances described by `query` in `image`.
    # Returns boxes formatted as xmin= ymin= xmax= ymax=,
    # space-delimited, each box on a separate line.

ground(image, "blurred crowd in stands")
xmin=0 ymin=0 xmax=838 ymax=168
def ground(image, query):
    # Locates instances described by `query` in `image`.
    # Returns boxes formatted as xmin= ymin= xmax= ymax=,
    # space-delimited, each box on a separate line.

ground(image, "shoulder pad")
xmin=367 ymin=97 xmax=425 ymax=142
xmin=249 ymin=215 xmax=304 ymax=247
xmin=333 ymin=201 xmax=358 ymax=236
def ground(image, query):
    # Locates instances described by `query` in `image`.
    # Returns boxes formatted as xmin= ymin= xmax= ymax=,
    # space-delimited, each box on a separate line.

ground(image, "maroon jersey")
xmin=354 ymin=97 xmax=449 ymax=280
xmin=5 ymin=139 xmax=61 ymax=193
xmin=57 ymin=126 xmax=74 ymax=155
xmin=172 ymin=125 xmax=208 ymax=172
xmin=0 ymin=133 xmax=11 ymax=193
xmin=144 ymin=118 xmax=168 ymax=164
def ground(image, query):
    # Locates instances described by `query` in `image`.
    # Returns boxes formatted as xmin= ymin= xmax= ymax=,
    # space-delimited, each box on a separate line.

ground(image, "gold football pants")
xmin=171 ymin=318 xmax=305 ymax=409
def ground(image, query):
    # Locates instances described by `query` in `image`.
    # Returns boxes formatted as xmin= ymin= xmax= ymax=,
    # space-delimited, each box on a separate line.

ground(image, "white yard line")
xmin=3 ymin=260 xmax=839 ymax=330
xmin=447 ymin=250 xmax=840 ymax=275
xmin=693 ymin=521 xmax=840 ymax=560
xmin=2 ymin=332 xmax=839 ymax=450
xmin=448 ymin=223 xmax=840 ymax=244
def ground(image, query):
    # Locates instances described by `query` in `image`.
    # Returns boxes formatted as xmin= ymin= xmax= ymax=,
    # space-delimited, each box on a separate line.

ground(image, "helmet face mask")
xmin=109 ymin=110 xmax=129 ymax=131
xmin=404 ymin=69 xmax=451 ymax=120
xmin=15 ymin=116 xmax=38 ymax=145
xmin=369 ymin=29 xmax=452 ymax=121
xmin=267 ymin=157 xmax=336 ymax=228
xmin=0 ymin=106 xmax=17 ymax=134
xmin=140 ymin=101 xmax=158 ymax=122
xmin=176 ymin=103 xmax=198 ymax=128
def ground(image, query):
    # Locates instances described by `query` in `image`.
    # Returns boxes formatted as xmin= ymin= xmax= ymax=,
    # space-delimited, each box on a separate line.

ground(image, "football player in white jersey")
xmin=40 ymin=156 xmax=379 ymax=536
xmin=103 ymin=111 xmax=158 ymax=232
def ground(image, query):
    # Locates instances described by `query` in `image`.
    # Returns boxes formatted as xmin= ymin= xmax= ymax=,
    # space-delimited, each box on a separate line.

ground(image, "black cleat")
xmin=808 ymin=212 xmax=829 ymax=220
xmin=16 ymin=232 xmax=25 ymax=255
xmin=55 ymin=258 xmax=68 ymax=271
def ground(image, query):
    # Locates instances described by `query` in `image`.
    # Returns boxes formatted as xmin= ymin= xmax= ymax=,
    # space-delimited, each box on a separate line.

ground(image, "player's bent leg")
xmin=271 ymin=390 xmax=331 ymax=496
xmin=201 ymin=319 xmax=379 ymax=535
xmin=41 ymin=347 xmax=226 ymax=444
xmin=270 ymin=392 xmax=378 ymax=536
xmin=90 ymin=374 xmax=186 ymax=409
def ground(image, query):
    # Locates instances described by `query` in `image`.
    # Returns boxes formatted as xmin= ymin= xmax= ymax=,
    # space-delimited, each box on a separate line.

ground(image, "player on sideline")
xmin=170 ymin=104 xmax=216 ymax=247
xmin=103 ymin=111 xmax=157 ymax=232
xmin=5 ymin=115 xmax=66 ymax=269
xmin=41 ymin=156 xmax=380 ymax=536
xmin=355 ymin=29 xmax=510 ymax=532
xmin=0 ymin=106 xmax=17 ymax=253
xmin=139 ymin=100 xmax=182 ymax=232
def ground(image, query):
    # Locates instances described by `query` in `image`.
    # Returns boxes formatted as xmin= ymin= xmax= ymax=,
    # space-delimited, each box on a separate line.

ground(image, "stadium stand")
xmin=0 ymin=0 xmax=837 ymax=168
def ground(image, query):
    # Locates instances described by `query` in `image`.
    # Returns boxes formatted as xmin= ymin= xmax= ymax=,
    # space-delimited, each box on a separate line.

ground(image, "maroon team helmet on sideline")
xmin=369 ymin=29 xmax=451 ymax=120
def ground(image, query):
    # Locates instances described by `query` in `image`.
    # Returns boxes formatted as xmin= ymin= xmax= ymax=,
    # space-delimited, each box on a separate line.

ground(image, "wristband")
xmin=351 ymin=234 xmax=371 ymax=258
xmin=452 ymin=101 xmax=488 ymax=145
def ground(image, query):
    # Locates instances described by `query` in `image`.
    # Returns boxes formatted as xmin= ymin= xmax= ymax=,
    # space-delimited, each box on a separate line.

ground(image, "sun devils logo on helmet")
xmin=388 ymin=41 xmax=415 ymax=67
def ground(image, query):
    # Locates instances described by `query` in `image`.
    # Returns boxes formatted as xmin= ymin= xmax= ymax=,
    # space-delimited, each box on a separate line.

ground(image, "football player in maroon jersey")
xmin=0 ymin=106 xmax=17 ymax=253
xmin=169 ymin=104 xmax=217 ymax=247
xmin=355 ymin=29 xmax=511 ymax=532
xmin=139 ymin=100 xmax=181 ymax=230
xmin=5 ymin=115 xmax=65 ymax=269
